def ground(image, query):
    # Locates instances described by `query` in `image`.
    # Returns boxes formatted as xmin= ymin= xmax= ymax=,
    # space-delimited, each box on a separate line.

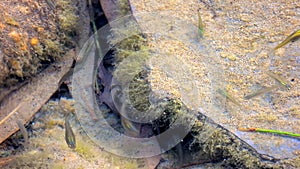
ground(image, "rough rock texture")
xmin=0 ymin=0 xmax=89 ymax=99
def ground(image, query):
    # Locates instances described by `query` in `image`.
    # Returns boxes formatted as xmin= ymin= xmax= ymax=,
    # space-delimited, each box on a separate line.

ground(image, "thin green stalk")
xmin=198 ymin=10 xmax=204 ymax=38
xmin=274 ymin=29 xmax=300 ymax=50
xmin=239 ymin=127 xmax=300 ymax=138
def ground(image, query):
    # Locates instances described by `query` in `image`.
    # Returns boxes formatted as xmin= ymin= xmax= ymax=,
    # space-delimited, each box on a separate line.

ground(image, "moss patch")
xmin=0 ymin=0 xmax=79 ymax=89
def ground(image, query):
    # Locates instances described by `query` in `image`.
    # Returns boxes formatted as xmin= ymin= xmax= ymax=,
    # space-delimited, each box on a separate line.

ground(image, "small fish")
xmin=244 ymin=85 xmax=278 ymax=100
xmin=198 ymin=10 xmax=204 ymax=38
xmin=121 ymin=117 xmax=140 ymax=136
xmin=65 ymin=114 xmax=76 ymax=149
xmin=58 ymin=67 xmax=74 ymax=87
xmin=274 ymin=29 xmax=300 ymax=50
xmin=16 ymin=120 xmax=29 ymax=146
xmin=217 ymin=89 xmax=241 ymax=106
xmin=266 ymin=71 xmax=291 ymax=90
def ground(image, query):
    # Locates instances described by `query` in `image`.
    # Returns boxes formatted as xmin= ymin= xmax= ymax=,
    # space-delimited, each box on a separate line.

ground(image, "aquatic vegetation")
xmin=239 ymin=127 xmax=300 ymax=139
xmin=198 ymin=10 xmax=204 ymax=38
xmin=0 ymin=0 xmax=80 ymax=88
xmin=167 ymin=101 xmax=284 ymax=169
xmin=56 ymin=0 xmax=79 ymax=35
xmin=274 ymin=29 xmax=300 ymax=50
xmin=74 ymin=139 xmax=97 ymax=159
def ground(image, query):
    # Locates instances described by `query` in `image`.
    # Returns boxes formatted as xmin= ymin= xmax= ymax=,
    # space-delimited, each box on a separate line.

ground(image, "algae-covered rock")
xmin=116 ymin=60 xmax=284 ymax=168
xmin=101 ymin=3 xmax=296 ymax=167
xmin=0 ymin=0 xmax=88 ymax=91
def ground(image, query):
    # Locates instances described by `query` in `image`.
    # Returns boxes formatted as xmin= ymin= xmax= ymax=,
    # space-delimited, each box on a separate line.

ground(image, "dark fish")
xmin=65 ymin=114 xmax=76 ymax=149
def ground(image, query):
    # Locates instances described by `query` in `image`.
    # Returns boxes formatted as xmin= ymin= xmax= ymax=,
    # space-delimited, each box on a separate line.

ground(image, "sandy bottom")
xmin=129 ymin=0 xmax=300 ymax=159
xmin=1 ymin=0 xmax=299 ymax=168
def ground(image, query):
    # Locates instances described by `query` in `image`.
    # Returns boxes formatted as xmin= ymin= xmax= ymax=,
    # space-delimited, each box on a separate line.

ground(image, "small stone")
xmin=30 ymin=38 xmax=39 ymax=46
xmin=228 ymin=54 xmax=237 ymax=61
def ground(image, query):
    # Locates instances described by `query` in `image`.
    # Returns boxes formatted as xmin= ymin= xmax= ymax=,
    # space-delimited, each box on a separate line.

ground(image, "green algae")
xmin=0 ymin=0 xmax=79 ymax=89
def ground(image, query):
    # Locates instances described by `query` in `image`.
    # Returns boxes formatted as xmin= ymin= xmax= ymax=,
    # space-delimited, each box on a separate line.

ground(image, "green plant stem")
xmin=239 ymin=127 xmax=300 ymax=138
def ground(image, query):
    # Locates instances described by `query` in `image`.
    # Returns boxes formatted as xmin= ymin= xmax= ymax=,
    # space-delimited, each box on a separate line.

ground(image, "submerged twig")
xmin=0 ymin=104 xmax=22 ymax=126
